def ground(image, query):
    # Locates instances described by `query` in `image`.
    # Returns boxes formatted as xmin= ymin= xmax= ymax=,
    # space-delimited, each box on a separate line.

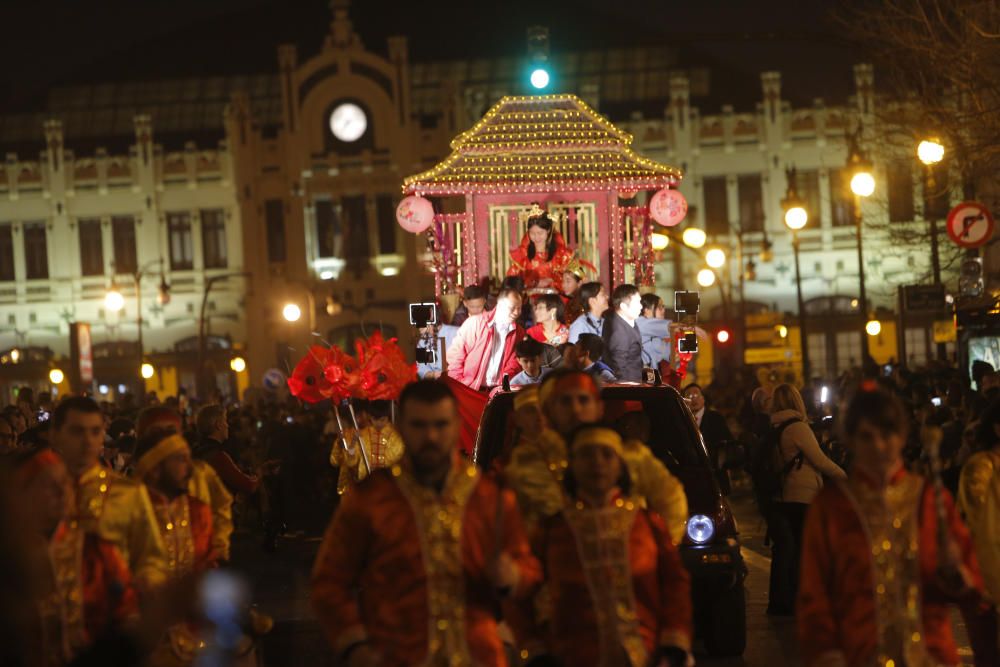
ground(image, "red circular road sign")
xmin=946 ymin=201 xmax=994 ymax=249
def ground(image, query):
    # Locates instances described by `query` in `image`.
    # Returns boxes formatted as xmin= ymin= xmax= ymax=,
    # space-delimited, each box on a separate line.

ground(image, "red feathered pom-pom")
xmin=354 ymin=331 xmax=417 ymax=401
xmin=287 ymin=346 xmax=334 ymax=403
xmin=323 ymin=346 xmax=361 ymax=403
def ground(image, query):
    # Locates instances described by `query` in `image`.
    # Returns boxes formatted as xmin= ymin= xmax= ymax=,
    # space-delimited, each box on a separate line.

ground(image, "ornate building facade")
xmin=0 ymin=2 xmax=968 ymax=398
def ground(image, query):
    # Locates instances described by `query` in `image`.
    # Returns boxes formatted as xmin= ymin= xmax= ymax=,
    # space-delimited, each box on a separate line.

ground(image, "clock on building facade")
xmin=328 ymin=102 xmax=367 ymax=142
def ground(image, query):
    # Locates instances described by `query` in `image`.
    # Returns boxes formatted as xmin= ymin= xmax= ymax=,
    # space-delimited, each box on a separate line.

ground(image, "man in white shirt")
xmin=446 ymin=288 xmax=525 ymax=389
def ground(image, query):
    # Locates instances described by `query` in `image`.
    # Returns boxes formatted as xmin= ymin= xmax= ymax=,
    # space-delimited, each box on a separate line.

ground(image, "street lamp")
xmin=230 ymin=356 xmax=247 ymax=373
xmin=917 ymin=138 xmax=944 ymax=166
xmin=140 ymin=362 xmax=155 ymax=379
xmin=696 ymin=268 xmax=716 ymax=287
xmin=705 ymin=247 xmax=727 ymax=269
xmin=197 ymin=271 xmax=252 ymax=399
xmin=865 ymin=319 xmax=882 ymax=336
xmin=782 ymin=166 xmax=811 ymax=383
xmin=282 ymin=303 xmax=302 ymax=322
xmin=682 ymin=227 xmax=707 ymax=249
xmin=48 ymin=368 xmax=64 ymax=385
xmin=847 ymin=127 xmax=875 ymax=366
xmin=105 ymin=285 xmax=125 ymax=312
xmin=106 ymin=259 xmax=170 ymax=390
xmin=918 ymin=136 xmax=946 ymax=361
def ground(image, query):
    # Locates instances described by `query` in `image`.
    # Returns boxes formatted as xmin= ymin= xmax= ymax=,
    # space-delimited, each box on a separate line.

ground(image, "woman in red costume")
xmin=507 ymin=206 xmax=574 ymax=290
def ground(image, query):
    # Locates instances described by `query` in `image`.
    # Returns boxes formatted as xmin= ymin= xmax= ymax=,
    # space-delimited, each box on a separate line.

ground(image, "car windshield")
xmin=474 ymin=386 xmax=708 ymax=472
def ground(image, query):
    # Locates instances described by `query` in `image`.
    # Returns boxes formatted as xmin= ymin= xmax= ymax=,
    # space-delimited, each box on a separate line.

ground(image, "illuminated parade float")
xmin=397 ymin=93 xmax=689 ymax=296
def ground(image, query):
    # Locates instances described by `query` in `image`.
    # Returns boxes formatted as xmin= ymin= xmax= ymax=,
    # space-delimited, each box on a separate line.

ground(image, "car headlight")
xmin=686 ymin=514 xmax=715 ymax=544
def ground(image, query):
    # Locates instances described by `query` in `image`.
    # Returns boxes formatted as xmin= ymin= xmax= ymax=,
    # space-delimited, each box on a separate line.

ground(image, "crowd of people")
xmin=1 ymin=264 xmax=1000 ymax=665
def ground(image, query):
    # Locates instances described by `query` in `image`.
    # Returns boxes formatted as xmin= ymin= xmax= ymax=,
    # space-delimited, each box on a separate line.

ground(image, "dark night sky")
xmin=1 ymin=0 xmax=859 ymax=111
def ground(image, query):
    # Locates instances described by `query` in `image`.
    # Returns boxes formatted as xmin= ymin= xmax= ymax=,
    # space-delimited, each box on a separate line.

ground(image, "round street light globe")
xmin=865 ymin=319 xmax=882 ymax=336
xmin=530 ymin=68 xmax=550 ymax=90
xmin=696 ymin=268 xmax=716 ymax=287
xmin=230 ymin=356 xmax=247 ymax=373
xmin=682 ymin=227 xmax=707 ymax=249
xmin=716 ymin=330 xmax=730 ymax=344
xmin=917 ymin=139 xmax=944 ymax=166
xmin=850 ymin=171 xmax=876 ymax=197
xmin=140 ymin=363 xmax=155 ymax=379
xmin=776 ymin=325 xmax=789 ymax=339
xmin=650 ymin=232 xmax=669 ymax=251
xmin=705 ymin=248 xmax=727 ymax=269
xmin=48 ymin=368 xmax=64 ymax=385
xmin=105 ymin=289 xmax=125 ymax=313
xmin=784 ymin=206 xmax=808 ymax=231
xmin=282 ymin=303 xmax=302 ymax=322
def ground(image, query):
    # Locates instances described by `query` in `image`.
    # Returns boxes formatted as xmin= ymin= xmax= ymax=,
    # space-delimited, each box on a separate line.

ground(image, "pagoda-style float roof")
xmin=403 ymin=94 xmax=682 ymax=196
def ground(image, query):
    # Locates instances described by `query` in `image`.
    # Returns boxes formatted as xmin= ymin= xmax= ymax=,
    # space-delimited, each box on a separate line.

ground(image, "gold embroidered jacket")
xmin=74 ymin=464 xmax=167 ymax=590
xmin=311 ymin=456 xmax=542 ymax=666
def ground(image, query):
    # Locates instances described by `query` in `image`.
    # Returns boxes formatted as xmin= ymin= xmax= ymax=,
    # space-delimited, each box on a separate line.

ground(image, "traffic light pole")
xmin=925 ymin=163 xmax=946 ymax=361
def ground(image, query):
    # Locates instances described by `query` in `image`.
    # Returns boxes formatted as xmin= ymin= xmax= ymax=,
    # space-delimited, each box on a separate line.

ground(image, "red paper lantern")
xmin=396 ymin=195 xmax=434 ymax=233
xmin=649 ymin=188 xmax=688 ymax=227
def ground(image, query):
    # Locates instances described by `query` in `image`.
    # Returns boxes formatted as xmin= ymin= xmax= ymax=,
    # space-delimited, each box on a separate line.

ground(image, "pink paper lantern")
xmin=649 ymin=188 xmax=688 ymax=227
xmin=396 ymin=195 xmax=434 ymax=233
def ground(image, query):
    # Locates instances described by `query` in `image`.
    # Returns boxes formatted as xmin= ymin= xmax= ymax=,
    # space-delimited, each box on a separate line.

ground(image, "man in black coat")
xmin=682 ymin=383 xmax=734 ymax=468
xmin=601 ymin=283 xmax=644 ymax=382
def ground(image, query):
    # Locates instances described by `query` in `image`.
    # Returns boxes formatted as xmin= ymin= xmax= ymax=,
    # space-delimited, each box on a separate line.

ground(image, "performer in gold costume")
xmin=136 ymin=406 xmax=234 ymax=562
xmin=51 ymin=397 xmax=167 ymax=591
xmin=134 ymin=432 xmax=216 ymax=667
xmin=330 ymin=400 xmax=404 ymax=494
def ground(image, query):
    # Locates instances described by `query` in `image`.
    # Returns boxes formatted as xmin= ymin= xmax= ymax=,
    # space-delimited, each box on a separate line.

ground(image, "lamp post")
xmin=105 ymin=259 xmax=170 ymax=388
xmin=918 ymin=137 xmax=947 ymax=361
xmin=847 ymin=130 xmax=875 ymax=367
xmin=782 ymin=167 xmax=810 ymax=383
xmin=197 ymin=272 xmax=252 ymax=399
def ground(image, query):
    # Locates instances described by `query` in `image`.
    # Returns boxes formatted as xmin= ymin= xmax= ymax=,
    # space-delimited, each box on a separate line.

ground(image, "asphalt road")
xmin=231 ymin=484 xmax=975 ymax=666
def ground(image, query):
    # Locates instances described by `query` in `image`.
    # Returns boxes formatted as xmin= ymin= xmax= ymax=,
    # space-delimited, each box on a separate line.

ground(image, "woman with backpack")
xmin=766 ymin=383 xmax=846 ymax=615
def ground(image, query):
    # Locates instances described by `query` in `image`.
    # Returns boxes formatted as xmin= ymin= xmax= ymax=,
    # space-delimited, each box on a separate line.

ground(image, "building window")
xmin=200 ymin=209 xmax=227 ymax=269
xmin=905 ymin=328 xmax=929 ymax=365
xmin=265 ymin=199 xmax=287 ymax=263
xmin=797 ymin=170 xmax=821 ymax=225
xmin=703 ymin=177 xmax=729 ymax=236
xmin=887 ymin=162 xmax=915 ymax=222
xmin=807 ymin=333 xmax=828 ymax=380
xmin=342 ymin=195 xmax=370 ymax=259
xmin=0 ymin=225 xmax=14 ymax=281
xmin=314 ymin=199 xmax=341 ymax=258
xmin=835 ymin=331 xmax=862 ymax=374
xmin=737 ymin=174 xmax=764 ymax=233
xmin=78 ymin=219 xmax=104 ymax=276
xmin=23 ymin=222 xmax=48 ymax=280
xmin=376 ymin=195 xmax=398 ymax=255
xmin=829 ymin=169 xmax=856 ymax=227
xmin=167 ymin=212 xmax=194 ymax=271
xmin=112 ymin=216 xmax=137 ymax=273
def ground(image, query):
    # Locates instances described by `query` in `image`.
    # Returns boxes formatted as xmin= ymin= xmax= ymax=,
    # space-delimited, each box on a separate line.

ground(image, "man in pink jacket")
xmin=447 ymin=288 xmax=525 ymax=389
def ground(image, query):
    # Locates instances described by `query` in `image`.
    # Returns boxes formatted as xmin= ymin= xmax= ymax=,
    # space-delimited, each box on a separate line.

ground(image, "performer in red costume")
xmin=312 ymin=380 xmax=541 ymax=667
xmin=507 ymin=205 xmax=574 ymax=290
xmin=797 ymin=387 xmax=985 ymax=667
xmin=510 ymin=425 xmax=692 ymax=667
